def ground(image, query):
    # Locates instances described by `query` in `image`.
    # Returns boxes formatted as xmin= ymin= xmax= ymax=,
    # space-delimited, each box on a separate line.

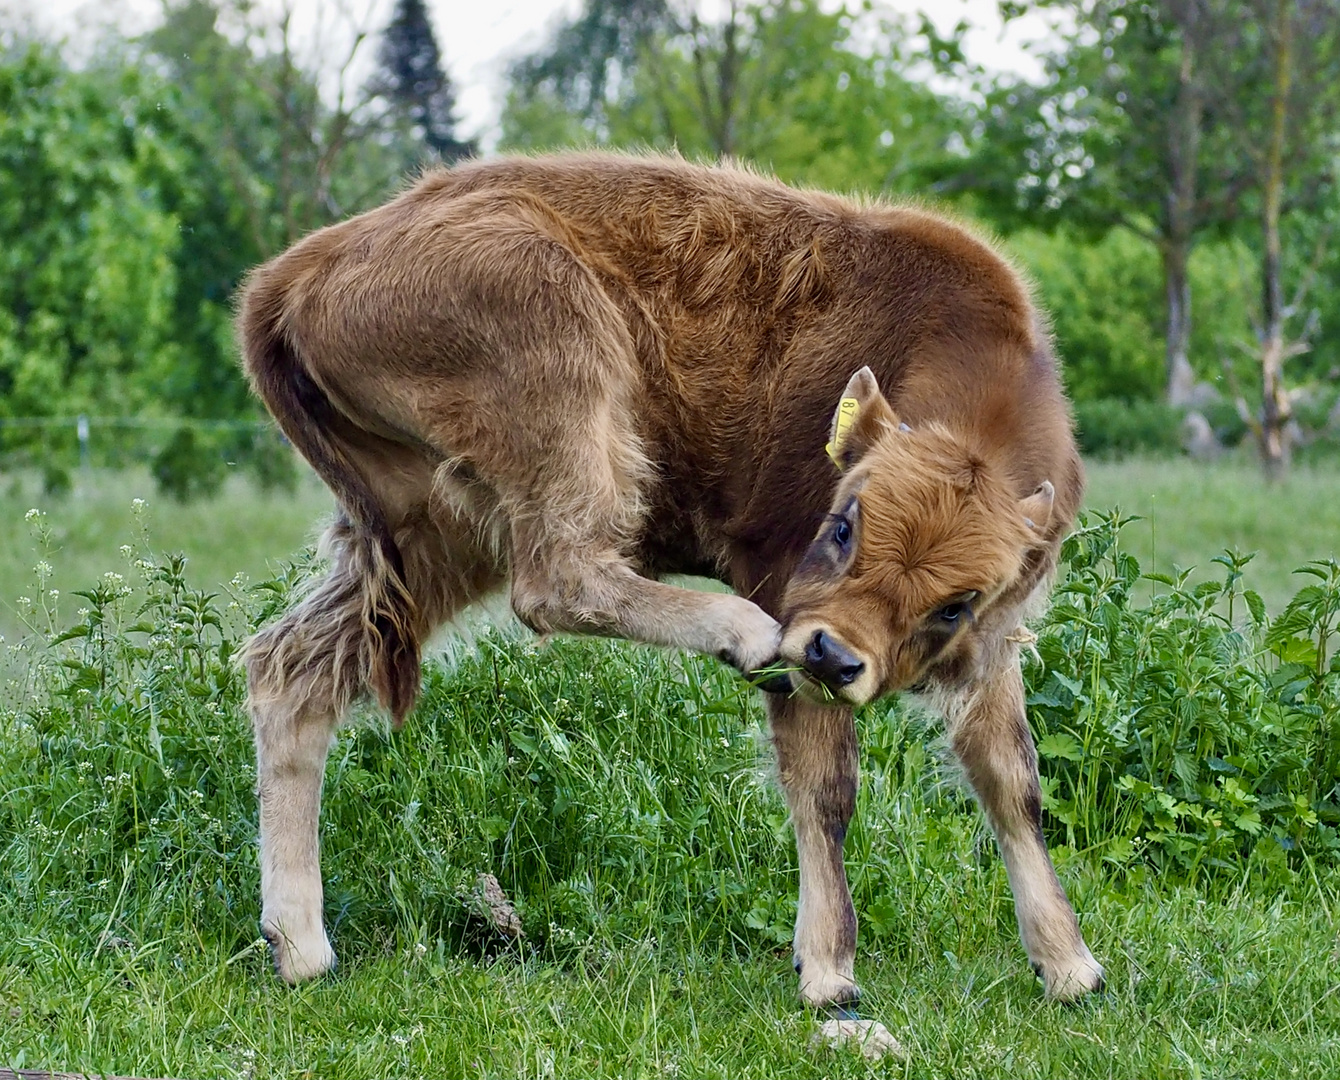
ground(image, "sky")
xmin=14 ymin=0 xmax=1061 ymax=150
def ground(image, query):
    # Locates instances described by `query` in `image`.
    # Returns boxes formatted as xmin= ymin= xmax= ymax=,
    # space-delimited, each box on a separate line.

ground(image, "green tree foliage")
xmin=0 ymin=45 xmax=186 ymax=419
xmin=1009 ymin=228 xmax=1257 ymax=404
xmin=1219 ymin=0 xmax=1340 ymax=477
xmin=0 ymin=9 xmax=418 ymax=497
xmin=502 ymin=0 xmax=964 ymax=196
xmin=371 ymin=0 xmax=475 ymax=163
xmin=0 ymin=1 xmax=422 ymax=428
xmin=959 ymin=1 xmax=1260 ymax=404
xmin=144 ymin=0 xmax=402 ymax=255
xmin=1010 ymin=228 xmax=1167 ymax=401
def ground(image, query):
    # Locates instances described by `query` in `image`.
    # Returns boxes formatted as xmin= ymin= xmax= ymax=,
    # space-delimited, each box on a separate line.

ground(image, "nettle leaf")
xmin=1244 ymin=590 xmax=1267 ymax=626
xmin=1037 ymin=732 xmax=1083 ymax=761
xmin=1053 ymin=671 xmax=1086 ymax=698
xmin=1172 ymin=752 xmax=1199 ymax=790
xmin=1293 ymin=565 xmax=1332 ymax=582
xmin=57 ymin=662 xmax=102 ymax=695
xmin=1027 ymin=688 xmax=1068 ymax=709
xmin=1274 ymin=637 xmax=1319 ymax=668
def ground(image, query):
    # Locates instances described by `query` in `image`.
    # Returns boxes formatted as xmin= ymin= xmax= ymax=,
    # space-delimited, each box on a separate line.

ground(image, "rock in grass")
xmin=473 ymin=872 xmax=524 ymax=939
xmin=812 ymin=1017 xmax=904 ymax=1060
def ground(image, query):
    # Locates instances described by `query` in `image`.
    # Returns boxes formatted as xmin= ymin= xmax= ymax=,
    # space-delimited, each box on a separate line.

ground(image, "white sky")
xmin=12 ymin=0 xmax=1060 ymax=150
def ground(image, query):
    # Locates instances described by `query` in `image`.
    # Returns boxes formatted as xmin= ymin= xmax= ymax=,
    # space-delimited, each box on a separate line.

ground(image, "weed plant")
xmin=1030 ymin=512 xmax=1340 ymax=877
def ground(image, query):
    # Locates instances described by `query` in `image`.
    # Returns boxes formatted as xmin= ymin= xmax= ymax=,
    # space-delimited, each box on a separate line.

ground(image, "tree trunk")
xmin=1163 ymin=239 xmax=1197 ymax=405
xmin=1259 ymin=0 xmax=1294 ymax=481
xmin=1164 ymin=21 xmax=1202 ymax=406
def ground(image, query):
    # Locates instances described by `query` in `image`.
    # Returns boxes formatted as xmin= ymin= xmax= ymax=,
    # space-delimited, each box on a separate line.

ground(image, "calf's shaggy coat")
xmin=238 ymin=153 xmax=1103 ymax=1051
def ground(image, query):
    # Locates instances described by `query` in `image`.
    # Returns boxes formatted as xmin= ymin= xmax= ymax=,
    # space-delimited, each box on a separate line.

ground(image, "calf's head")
xmin=777 ymin=366 xmax=1055 ymax=706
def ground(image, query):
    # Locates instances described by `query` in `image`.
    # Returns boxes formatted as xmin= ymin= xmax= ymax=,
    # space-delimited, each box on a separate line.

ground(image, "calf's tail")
xmin=237 ymin=274 xmax=421 ymax=723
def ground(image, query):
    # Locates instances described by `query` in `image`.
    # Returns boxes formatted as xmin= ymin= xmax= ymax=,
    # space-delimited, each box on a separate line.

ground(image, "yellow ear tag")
xmin=825 ymin=396 xmax=860 ymax=469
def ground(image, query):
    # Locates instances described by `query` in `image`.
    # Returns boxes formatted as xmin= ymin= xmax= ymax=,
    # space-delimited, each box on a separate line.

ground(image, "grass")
xmin=4 ymin=456 xmax=1340 ymax=1077
xmin=7 ymin=886 xmax=1340 ymax=1077
xmin=1085 ymin=455 xmax=1340 ymax=613
xmin=0 ymin=468 xmax=332 ymax=648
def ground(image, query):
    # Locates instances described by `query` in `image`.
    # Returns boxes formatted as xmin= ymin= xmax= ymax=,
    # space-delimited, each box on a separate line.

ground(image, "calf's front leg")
xmin=944 ymin=654 xmax=1104 ymax=999
xmin=768 ymin=695 xmax=903 ymax=1059
xmin=769 ymin=694 xmax=860 ymax=1008
xmin=509 ymin=551 xmax=783 ymax=677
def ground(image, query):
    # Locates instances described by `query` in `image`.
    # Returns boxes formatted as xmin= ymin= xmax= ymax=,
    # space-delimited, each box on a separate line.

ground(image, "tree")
xmin=372 ymin=0 xmax=474 ymax=163
xmin=962 ymin=1 xmax=1255 ymax=405
xmin=506 ymin=0 xmax=674 ymax=135
xmin=0 ymin=45 xmax=184 ymax=421
xmin=146 ymin=0 xmax=403 ymax=254
xmin=503 ymin=0 xmax=964 ymax=197
xmin=1223 ymin=0 xmax=1340 ymax=478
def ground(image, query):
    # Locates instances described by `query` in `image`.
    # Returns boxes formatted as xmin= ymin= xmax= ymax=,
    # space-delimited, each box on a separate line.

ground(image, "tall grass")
xmin=0 ymin=468 xmax=332 ymax=647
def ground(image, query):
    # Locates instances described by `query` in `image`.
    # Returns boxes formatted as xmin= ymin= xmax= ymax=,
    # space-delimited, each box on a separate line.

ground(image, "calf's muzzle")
xmin=803 ymin=629 xmax=865 ymax=689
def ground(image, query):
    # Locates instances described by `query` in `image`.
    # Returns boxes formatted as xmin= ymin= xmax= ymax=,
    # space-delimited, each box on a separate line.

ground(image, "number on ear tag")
xmin=826 ymin=396 xmax=861 ymax=469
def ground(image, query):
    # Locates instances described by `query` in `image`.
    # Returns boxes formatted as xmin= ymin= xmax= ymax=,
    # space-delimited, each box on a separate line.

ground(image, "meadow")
xmin=3 ymin=457 xmax=1340 ymax=1078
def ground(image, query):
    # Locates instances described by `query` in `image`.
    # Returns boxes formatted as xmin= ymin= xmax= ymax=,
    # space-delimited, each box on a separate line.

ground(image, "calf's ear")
xmin=1019 ymin=480 xmax=1055 ymax=531
xmin=826 ymin=366 xmax=899 ymax=471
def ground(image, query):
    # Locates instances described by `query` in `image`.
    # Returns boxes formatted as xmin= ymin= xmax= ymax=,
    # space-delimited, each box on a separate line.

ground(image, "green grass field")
xmin=1085 ymin=455 xmax=1340 ymax=613
xmin=3 ymin=455 xmax=1340 ymax=1078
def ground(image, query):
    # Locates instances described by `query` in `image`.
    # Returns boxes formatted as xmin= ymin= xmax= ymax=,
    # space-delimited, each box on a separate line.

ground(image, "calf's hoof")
xmin=812 ymin=1017 xmax=905 ymax=1061
xmin=1039 ymin=948 xmax=1105 ymax=1001
xmin=750 ymin=665 xmax=797 ymax=695
xmin=262 ymin=913 xmax=336 ymax=984
xmin=718 ymin=601 xmax=783 ymax=674
xmin=796 ymin=962 xmax=861 ymax=1013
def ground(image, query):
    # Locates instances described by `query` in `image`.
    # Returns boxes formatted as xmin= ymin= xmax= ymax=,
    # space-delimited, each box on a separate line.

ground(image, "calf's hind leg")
xmin=246 ymin=515 xmax=499 ymax=983
xmin=944 ymin=653 xmax=1104 ymax=999
xmin=246 ymin=557 xmax=366 ymax=983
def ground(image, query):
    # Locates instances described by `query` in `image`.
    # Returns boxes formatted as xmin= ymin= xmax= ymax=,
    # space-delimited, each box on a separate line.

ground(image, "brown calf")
xmin=238 ymin=152 xmax=1102 ymax=1056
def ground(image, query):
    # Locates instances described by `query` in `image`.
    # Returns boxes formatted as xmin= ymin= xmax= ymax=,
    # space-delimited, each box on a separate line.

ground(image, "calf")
xmin=238 ymin=152 xmax=1102 ymax=1056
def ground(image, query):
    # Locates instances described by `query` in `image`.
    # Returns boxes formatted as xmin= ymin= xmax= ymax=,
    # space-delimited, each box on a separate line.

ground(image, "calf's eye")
xmin=832 ymin=518 xmax=852 ymax=551
xmin=936 ymin=592 xmax=979 ymax=625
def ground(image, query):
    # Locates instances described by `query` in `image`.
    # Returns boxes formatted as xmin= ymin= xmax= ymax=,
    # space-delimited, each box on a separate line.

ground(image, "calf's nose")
xmin=804 ymin=630 xmax=865 ymax=688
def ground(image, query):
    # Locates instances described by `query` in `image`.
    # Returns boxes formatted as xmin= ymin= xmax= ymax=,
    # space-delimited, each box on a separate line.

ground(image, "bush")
xmin=1199 ymin=398 xmax=1250 ymax=448
xmin=1008 ymin=228 xmax=1166 ymax=403
xmin=1073 ymin=398 xmax=1185 ymax=458
xmin=1027 ymin=512 xmax=1340 ymax=876
xmin=243 ymin=428 xmax=299 ymax=493
xmin=150 ymin=427 xmax=228 ymax=502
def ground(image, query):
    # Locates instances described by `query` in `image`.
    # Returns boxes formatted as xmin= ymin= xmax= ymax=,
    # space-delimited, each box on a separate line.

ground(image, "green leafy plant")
xmin=1072 ymin=399 xmax=1185 ymax=459
xmin=1026 ymin=512 xmax=1340 ymax=877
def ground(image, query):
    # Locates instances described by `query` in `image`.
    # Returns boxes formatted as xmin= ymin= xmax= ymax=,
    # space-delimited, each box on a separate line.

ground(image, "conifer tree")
xmin=375 ymin=0 xmax=474 ymax=162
